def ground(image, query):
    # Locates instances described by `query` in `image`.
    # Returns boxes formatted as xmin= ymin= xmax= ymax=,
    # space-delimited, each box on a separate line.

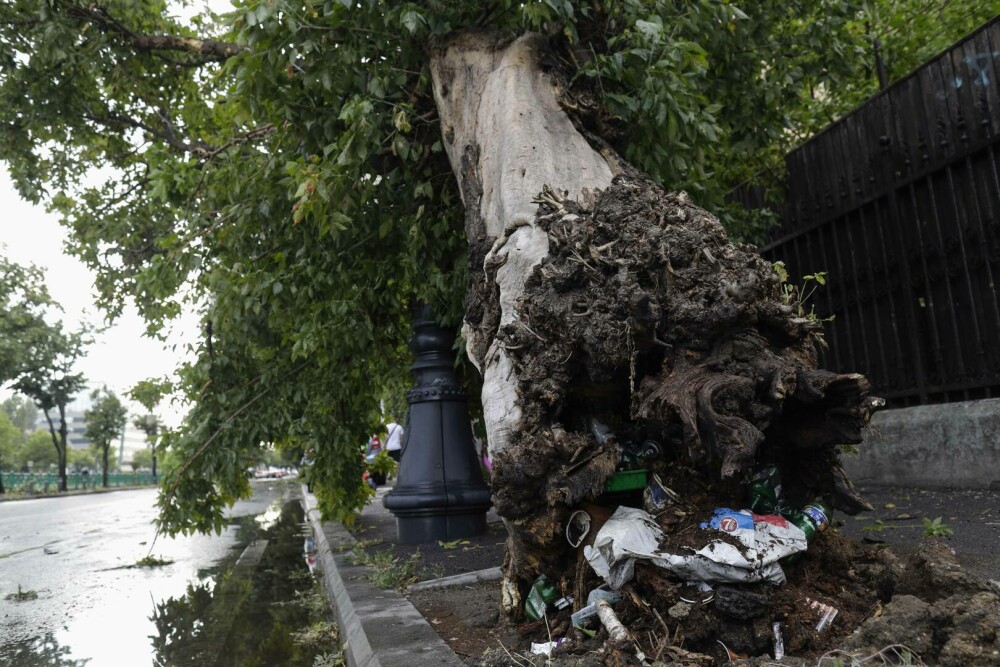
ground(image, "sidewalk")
xmin=303 ymin=484 xmax=504 ymax=667
xmin=349 ymin=484 xmax=507 ymax=583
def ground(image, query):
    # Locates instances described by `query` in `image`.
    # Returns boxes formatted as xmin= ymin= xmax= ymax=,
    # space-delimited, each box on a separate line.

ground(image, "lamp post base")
xmin=383 ymin=304 xmax=492 ymax=544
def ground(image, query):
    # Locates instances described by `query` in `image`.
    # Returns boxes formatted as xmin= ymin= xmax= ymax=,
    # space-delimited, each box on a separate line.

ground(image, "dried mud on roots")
xmin=489 ymin=177 xmax=879 ymax=573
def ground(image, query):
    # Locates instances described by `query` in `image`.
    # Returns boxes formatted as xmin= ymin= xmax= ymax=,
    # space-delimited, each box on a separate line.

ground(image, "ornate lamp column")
xmin=383 ymin=304 xmax=492 ymax=544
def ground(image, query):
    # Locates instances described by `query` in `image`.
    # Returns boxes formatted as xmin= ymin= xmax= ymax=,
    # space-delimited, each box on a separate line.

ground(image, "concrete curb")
xmin=302 ymin=487 xmax=463 ymax=667
xmin=845 ymin=399 xmax=1000 ymax=489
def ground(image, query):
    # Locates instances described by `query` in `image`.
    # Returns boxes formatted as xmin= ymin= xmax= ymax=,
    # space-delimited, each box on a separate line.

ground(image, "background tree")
xmin=0 ymin=0 xmax=990 ymax=538
xmin=13 ymin=323 xmax=88 ymax=492
xmin=0 ymin=255 xmax=55 ymax=385
xmin=69 ymin=447 xmax=98 ymax=473
xmin=15 ymin=429 xmax=60 ymax=472
xmin=84 ymin=386 xmax=128 ymax=487
xmin=131 ymin=447 xmax=153 ymax=472
xmin=2 ymin=394 xmax=39 ymax=435
xmin=128 ymin=377 xmax=171 ymax=484
xmin=0 ymin=409 xmax=22 ymax=493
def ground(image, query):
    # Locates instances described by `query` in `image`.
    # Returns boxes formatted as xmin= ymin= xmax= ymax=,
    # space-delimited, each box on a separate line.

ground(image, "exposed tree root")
xmin=489 ymin=177 xmax=881 ymax=590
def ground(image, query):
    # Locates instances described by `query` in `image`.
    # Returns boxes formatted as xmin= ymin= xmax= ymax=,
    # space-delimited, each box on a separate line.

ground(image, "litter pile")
xmin=501 ymin=461 xmax=888 ymax=664
xmin=484 ymin=458 xmax=1000 ymax=665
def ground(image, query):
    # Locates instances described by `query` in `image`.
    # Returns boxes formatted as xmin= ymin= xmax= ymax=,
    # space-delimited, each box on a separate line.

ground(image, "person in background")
xmin=385 ymin=420 xmax=404 ymax=463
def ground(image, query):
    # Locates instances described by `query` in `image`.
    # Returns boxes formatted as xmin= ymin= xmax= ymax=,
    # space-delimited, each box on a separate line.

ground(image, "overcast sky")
xmin=0 ymin=170 xmax=199 ymax=416
xmin=0 ymin=1 xmax=227 ymax=417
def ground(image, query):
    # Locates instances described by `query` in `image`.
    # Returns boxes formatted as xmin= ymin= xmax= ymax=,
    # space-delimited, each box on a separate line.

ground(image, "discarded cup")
xmin=566 ymin=510 xmax=592 ymax=548
xmin=643 ymin=473 xmax=679 ymax=514
xmin=586 ymin=585 xmax=623 ymax=606
xmin=571 ymin=604 xmax=600 ymax=637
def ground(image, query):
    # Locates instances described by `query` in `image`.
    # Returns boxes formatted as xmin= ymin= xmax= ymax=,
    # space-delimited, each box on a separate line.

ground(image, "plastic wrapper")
xmin=583 ymin=506 xmax=808 ymax=588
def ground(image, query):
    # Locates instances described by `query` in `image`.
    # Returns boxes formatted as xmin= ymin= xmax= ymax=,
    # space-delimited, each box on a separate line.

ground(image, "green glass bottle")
xmin=749 ymin=465 xmax=783 ymax=514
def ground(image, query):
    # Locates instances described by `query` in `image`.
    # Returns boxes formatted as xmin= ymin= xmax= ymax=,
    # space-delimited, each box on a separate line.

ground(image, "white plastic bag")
xmin=584 ymin=506 xmax=807 ymax=587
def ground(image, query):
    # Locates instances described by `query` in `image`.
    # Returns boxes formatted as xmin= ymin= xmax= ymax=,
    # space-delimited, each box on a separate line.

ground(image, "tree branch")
xmin=66 ymin=3 xmax=244 ymax=63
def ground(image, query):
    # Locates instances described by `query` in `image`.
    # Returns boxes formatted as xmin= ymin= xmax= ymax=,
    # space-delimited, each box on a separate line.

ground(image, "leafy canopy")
xmin=0 ymin=0 xmax=990 ymax=532
xmin=0 ymin=255 xmax=56 ymax=385
xmin=84 ymin=387 xmax=128 ymax=453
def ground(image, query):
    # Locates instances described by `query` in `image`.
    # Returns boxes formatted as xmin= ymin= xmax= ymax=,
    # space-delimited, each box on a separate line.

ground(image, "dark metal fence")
xmin=748 ymin=17 xmax=1000 ymax=407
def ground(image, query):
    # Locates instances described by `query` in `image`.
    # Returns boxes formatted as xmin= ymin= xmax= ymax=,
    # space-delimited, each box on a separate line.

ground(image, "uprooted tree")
xmin=2 ymin=0 xmax=994 ymax=635
xmin=429 ymin=32 xmax=883 ymax=615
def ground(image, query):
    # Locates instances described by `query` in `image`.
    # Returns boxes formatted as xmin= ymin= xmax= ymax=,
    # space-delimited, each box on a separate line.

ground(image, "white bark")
xmin=431 ymin=32 xmax=614 ymax=458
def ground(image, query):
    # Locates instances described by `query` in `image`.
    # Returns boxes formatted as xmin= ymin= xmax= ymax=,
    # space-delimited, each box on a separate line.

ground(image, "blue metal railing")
xmin=1 ymin=472 xmax=157 ymax=494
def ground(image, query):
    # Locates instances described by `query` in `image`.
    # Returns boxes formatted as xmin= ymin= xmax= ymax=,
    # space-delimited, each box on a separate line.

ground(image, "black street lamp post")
xmin=383 ymin=304 xmax=492 ymax=544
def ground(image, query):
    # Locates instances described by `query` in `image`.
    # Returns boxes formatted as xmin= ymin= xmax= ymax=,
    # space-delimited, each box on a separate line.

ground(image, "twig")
xmin=496 ymin=640 xmax=531 ymax=667
xmin=543 ymin=611 xmax=554 ymax=666
xmin=520 ymin=322 xmax=547 ymax=342
xmin=162 ymin=359 xmax=312 ymax=502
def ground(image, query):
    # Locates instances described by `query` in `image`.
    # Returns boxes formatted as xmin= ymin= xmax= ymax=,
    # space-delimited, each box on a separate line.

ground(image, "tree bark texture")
xmin=431 ymin=32 xmax=880 ymax=616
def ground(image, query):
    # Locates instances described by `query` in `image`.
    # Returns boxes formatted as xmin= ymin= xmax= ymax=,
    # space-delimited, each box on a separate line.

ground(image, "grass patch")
xmin=921 ymin=517 xmax=954 ymax=538
xmin=285 ymin=577 xmax=344 ymax=666
xmin=5 ymin=585 xmax=39 ymax=602
xmin=346 ymin=547 xmax=424 ymax=590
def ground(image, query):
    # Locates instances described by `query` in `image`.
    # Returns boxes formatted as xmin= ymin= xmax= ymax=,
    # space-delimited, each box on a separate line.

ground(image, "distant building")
xmin=33 ymin=410 xmax=150 ymax=470
xmin=34 ymin=410 xmax=90 ymax=450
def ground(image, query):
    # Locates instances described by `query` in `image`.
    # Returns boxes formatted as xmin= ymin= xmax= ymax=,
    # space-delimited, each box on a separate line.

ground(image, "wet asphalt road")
xmin=0 ymin=479 xmax=297 ymax=666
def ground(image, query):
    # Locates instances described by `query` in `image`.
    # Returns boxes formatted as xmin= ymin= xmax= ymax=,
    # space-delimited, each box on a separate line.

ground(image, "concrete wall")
xmin=843 ymin=398 xmax=1000 ymax=489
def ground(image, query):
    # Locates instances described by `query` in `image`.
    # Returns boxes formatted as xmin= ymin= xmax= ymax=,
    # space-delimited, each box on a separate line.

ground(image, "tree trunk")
xmin=57 ymin=403 xmax=68 ymax=492
xmin=431 ymin=32 xmax=879 ymax=616
xmin=102 ymin=446 xmax=109 ymax=488
xmin=43 ymin=407 xmax=67 ymax=492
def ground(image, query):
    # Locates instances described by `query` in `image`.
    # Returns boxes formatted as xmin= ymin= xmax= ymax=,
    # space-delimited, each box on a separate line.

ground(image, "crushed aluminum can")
xmin=772 ymin=622 xmax=785 ymax=660
xmin=525 ymin=574 xmax=558 ymax=621
xmin=643 ymin=472 xmax=680 ymax=514
xmin=806 ymin=597 xmax=839 ymax=632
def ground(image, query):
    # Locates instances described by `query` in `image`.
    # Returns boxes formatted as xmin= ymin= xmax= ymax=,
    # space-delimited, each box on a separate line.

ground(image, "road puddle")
xmin=147 ymin=500 xmax=330 ymax=667
xmin=0 ymin=485 xmax=336 ymax=666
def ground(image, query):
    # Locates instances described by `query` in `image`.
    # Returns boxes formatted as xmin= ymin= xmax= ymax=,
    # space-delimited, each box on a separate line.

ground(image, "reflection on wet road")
xmin=0 ymin=479 xmax=315 ymax=666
